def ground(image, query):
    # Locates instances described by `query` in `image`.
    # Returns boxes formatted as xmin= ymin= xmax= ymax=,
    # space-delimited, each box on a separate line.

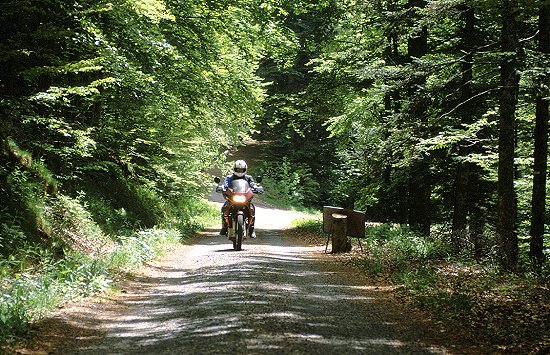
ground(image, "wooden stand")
xmin=329 ymin=213 xmax=352 ymax=253
xmin=323 ymin=206 xmax=365 ymax=254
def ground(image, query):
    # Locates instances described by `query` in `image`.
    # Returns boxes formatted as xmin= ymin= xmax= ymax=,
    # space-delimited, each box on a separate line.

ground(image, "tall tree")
xmin=451 ymin=4 xmax=476 ymax=252
xmin=529 ymin=2 xmax=550 ymax=270
xmin=379 ymin=0 xmax=402 ymax=223
xmin=406 ymin=0 xmax=431 ymax=236
xmin=496 ymin=0 xmax=521 ymax=270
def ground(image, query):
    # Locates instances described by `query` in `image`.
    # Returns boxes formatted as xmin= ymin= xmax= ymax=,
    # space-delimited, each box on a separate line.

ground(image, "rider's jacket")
xmin=223 ymin=174 xmax=256 ymax=190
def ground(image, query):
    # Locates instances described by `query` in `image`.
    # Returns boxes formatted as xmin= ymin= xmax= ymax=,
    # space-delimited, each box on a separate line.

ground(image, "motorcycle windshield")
xmin=229 ymin=179 xmax=250 ymax=193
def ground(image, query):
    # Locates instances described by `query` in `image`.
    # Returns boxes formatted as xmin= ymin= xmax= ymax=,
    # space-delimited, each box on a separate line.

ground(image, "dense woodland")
xmin=1 ymin=0 xmax=270 ymax=250
xmin=256 ymin=0 xmax=549 ymax=273
xmin=0 ymin=0 xmax=549 ymax=338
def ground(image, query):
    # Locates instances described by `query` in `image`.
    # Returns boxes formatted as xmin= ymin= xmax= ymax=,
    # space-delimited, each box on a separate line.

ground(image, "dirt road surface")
xmin=20 ymin=197 xmax=470 ymax=354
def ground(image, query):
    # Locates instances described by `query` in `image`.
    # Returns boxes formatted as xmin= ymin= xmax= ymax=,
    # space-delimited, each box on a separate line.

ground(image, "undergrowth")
xmin=289 ymin=217 xmax=324 ymax=232
xmin=0 ymin=193 xmax=218 ymax=345
xmin=0 ymin=250 xmax=112 ymax=340
xmin=289 ymin=219 xmax=550 ymax=352
xmin=256 ymin=159 xmax=321 ymax=214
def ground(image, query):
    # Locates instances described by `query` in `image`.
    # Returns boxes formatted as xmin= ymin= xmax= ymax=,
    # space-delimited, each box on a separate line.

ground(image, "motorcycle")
xmin=214 ymin=176 xmax=264 ymax=251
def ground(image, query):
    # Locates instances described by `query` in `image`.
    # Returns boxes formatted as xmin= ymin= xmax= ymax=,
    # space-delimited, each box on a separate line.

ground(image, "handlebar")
xmin=216 ymin=185 xmax=263 ymax=194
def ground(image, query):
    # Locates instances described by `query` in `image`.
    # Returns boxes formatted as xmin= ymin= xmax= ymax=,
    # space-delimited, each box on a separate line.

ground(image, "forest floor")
xmin=288 ymin=229 xmax=550 ymax=355
xmin=9 ymin=199 xmax=494 ymax=355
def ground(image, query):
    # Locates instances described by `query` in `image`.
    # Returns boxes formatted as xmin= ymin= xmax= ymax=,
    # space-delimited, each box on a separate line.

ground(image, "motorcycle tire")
xmin=235 ymin=214 xmax=244 ymax=251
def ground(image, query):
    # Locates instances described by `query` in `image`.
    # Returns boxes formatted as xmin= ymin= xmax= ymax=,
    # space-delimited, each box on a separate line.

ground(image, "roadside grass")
xmin=289 ymin=217 xmax=324 ymax=232
xmin=288 ymin=219 xmax=550 ymax=353
xmin=0 ymin=249 xmax=113 ymax=341
xmin=0 ymin=196 xmax=218 ymax=345
xmin=0 ymin=229 xmax=182 ymax=345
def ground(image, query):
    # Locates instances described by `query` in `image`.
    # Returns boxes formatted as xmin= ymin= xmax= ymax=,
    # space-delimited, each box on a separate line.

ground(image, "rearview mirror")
xmin=214 ymin=177 xmax=221 ymax=184
xmin=256 ymin=175 xmax=263 ymax=183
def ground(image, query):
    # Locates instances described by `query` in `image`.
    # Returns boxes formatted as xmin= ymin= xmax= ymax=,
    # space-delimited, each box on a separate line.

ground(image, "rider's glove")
xmin=254 ymin=186 xmax=264 ymax=194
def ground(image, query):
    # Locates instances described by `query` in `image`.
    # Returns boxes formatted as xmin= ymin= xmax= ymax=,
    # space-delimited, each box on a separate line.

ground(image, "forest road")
xmin=24 ymin=195 xmax=464 ymax=354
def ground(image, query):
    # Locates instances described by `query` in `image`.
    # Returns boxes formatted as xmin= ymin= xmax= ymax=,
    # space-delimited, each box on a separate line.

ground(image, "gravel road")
xmin=23 ymin=198 xmax=462 ymax=354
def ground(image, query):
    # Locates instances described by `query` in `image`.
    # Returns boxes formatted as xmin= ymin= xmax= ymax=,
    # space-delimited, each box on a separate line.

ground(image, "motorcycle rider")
xmin=220 ymin=160 xmax=258 ymax=238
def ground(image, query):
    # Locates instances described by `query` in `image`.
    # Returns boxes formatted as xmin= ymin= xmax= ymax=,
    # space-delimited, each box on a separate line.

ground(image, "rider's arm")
xmin=246 ymin=175 xmax=256 ymax=188
xmin=223 ymin=175 xmax=233 ymax=189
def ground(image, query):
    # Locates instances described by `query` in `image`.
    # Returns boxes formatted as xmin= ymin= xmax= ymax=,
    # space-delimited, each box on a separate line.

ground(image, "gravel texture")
xmin=18 ymin=202 xmax=472 ymax=354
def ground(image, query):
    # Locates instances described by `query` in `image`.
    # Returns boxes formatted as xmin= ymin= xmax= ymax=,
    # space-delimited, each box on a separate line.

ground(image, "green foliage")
xmin=0 ymin=223 xmax=27 ymax=256
xmin=0 ymin=250 xmax=111 ymax=342
xmin=0 ymin=0 xmax=278 ymax=342
xmin=48 ymin=193 xmax=111 ymax=246
xmin=0 ymin=178 xmax=218 ymax=344
xmin=258 ymin=0 xmax=548 ymax=271
xmin=0 ymin=157 xmax=57 ymax=251
xmin=1 ymin=0 xmax=273 ymax=242
xmin=107 ymin=227 xmax=180 ymax=270
xmin=167 ymin=199 xmax=220 ymax=237
xmin=0 ymin=222 xmax=186 ymax=344
xmin=361 ymin=224 xmax=451 ymax=275
xmin=289 ymin=217 xmax=325 ymax=233
xmin=0 ymin=0 xmax=548 ymax=343
xmin=258 ymin=158 xmax=320 ymax=207
xmin=254 ymin=1 xmax=342 ymax=208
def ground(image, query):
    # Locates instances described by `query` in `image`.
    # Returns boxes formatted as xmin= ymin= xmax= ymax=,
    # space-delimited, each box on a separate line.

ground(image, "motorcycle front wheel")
xmin=234 ymin=214 xmax=244 ymax=251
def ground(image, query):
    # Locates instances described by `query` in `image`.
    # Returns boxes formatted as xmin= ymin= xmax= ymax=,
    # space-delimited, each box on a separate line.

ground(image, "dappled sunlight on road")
xmin=51 ymin=225 xmax=454 ymax=355
xmin=27 ymin=202 xmax=473 ymax=355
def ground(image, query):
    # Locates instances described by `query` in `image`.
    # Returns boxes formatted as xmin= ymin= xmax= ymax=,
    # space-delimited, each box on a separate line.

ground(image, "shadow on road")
xmin=34 ymin=226 xmax=468 ymax=355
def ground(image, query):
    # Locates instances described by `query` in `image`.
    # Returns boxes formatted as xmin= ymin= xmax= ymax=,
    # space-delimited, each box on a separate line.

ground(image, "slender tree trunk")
xmin=408 ymin=163 xmax=431 ymax=235
xmin=529 ymin=4 xmax=550 ymax=270
xmin=452 ymin=165 xmax=469 ymax=250
xmin=452 ymin=5 xmax=476 ymax=251
xmin=381 ymin=4 xmax=400 ymax=223
xmin=469 ymin=185 xmax=485 ymax=259
xmin=496 ymin=0 xmax=520 ymax=271
xmin=406 ymin=0 xmax=431 ymax=236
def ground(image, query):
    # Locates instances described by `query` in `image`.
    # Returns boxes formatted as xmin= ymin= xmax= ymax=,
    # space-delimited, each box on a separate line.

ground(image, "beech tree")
xmin=529 ymin=2 xmax=549 ymax=270
xmin=496 ymin=0 xmax=520 ymax=271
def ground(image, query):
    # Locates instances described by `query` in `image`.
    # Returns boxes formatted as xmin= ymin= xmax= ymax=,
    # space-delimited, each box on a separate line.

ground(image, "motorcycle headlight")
xmin=232 ymin=195 xmax=246 ymax=203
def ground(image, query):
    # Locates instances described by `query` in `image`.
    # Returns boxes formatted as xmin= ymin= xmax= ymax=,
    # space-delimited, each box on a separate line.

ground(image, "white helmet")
xmin=233 ymin=160 xmax=247 ymax=177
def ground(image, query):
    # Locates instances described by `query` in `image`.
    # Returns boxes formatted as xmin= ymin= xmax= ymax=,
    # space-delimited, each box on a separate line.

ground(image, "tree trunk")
xmin=381 ymin=6 xmax=400 ymax=223
xmin=469 ymin=185 xmax=485 ymax=260
xmin=452 ymin=166 xmax=469 ymax=250
xmin=406 ymin=0 xmax=431 ymax=236
xmin=496 ymin=0 xmax=520 ymax=271
xmin=451 ymin=5 xmax=476 ymax=251
xmin=529 ymin=4 xmax=550 ymax=270
xmin=331 ymin=214 xmax=351 ymax=253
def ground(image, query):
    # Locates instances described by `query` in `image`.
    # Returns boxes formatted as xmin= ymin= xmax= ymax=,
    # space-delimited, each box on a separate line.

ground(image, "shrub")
xmin=107 ymin=227 xmax=180 ymax=270
xmin=362 ymin=224 xmax=450 ymax=275
xmin=290 ymin=218 xmax=324 ymax=234
xmin=258 ymin=158 xmax=320 ymax=208
xmin=0 ymin=250 xmax=111 ymax=343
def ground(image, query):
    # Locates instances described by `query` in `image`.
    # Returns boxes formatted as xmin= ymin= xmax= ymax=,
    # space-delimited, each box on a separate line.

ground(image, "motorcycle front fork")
xmin=226 ymin=216 xmax=248 ymax=239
